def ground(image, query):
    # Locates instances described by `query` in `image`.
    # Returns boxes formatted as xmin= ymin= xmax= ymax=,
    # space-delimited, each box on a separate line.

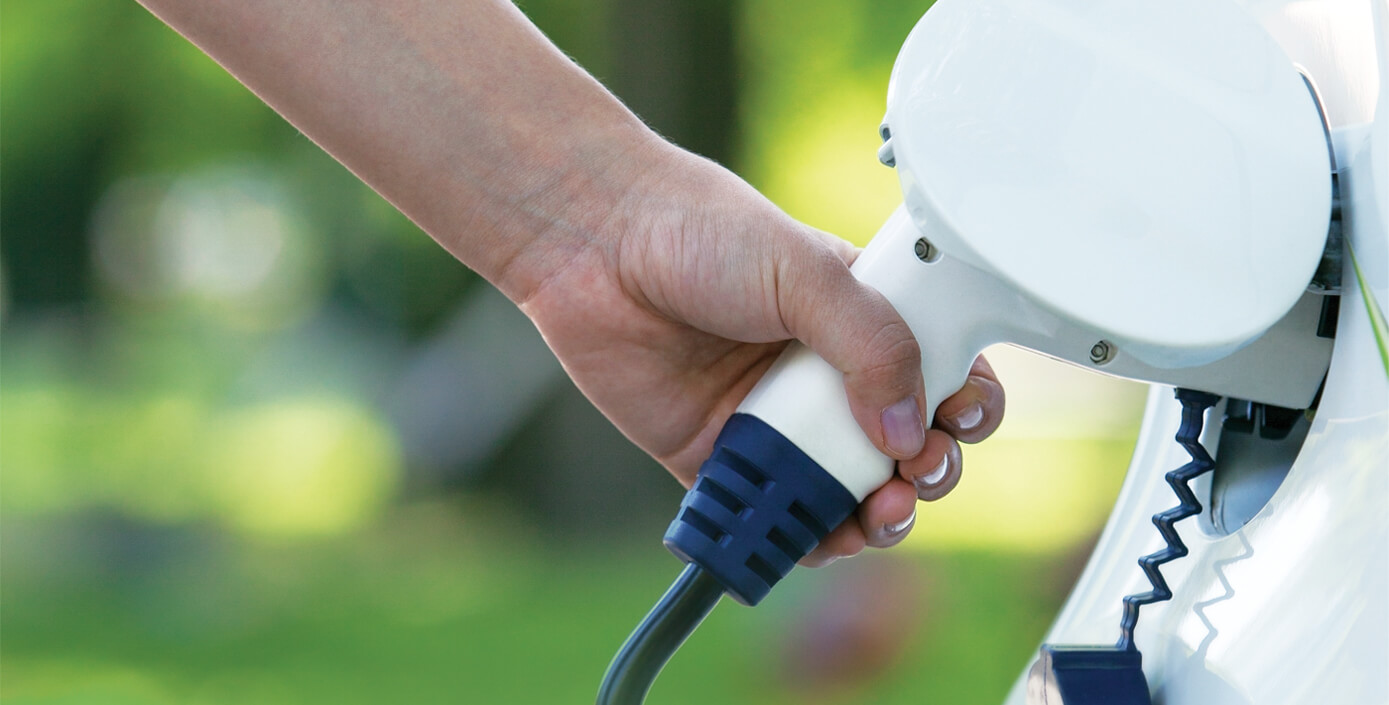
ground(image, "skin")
xmin=134 ymin=0 xmax=1006 ymax=564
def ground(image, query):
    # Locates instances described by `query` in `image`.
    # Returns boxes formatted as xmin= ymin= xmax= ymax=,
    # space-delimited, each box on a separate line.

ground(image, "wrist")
xmin=484 ymin=111 xmax=672 ymax=306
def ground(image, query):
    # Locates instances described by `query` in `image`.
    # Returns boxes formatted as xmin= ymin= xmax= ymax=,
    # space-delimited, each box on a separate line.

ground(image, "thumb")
xmin=775 ymin=230 xmax=927 ymax=461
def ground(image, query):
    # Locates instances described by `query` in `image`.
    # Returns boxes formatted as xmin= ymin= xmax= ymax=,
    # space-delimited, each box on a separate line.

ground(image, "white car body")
xmin=1003 ymin=1 xmax=1389 ymax=702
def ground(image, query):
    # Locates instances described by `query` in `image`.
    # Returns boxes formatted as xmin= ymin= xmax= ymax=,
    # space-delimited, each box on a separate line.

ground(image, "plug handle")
xmin=736 ymin=207 xmax=1010 ymax=500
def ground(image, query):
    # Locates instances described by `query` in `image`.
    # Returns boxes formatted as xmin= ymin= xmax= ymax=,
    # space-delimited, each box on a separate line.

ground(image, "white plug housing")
xmin=886 ymin=0 xmax=1331 ymax=369
xmin=737 ymin=0 xmax=1333 ymax=501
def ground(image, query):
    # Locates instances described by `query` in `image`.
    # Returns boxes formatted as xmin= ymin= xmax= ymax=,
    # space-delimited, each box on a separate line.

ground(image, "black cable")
xmin=1116 ymin=387 xmax=1220 ymax=651
xmin=595 ymin=563 xmax=725 ymax=705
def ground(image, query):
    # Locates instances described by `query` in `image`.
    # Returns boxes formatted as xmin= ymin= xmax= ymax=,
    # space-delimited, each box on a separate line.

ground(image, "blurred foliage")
xmin=1 ymin=0 xmax=1147 ymax=703
xmin=2 ymin=503 xmax=1078 ymax=705
xmin=740 ymin=0 xmax=930 ymax=243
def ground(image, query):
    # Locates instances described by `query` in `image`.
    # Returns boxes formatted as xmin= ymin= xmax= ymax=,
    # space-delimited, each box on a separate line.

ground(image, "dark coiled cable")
xmin=1117 ymin=388 xmax=1221 ymax=651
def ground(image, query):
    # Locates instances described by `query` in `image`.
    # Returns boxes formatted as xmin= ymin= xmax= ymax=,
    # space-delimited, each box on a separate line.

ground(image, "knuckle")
xmin=856 ymin=322 xmax=921 ymax=380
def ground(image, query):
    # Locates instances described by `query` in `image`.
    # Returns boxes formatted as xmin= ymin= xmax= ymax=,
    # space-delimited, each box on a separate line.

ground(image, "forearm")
xmin=135 ymin=0 xmax=660 ymax=302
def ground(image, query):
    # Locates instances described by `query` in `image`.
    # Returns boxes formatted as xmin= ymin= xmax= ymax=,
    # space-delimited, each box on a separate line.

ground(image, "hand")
xmin=517 ymin=141 xmax=1006 ymax=565
xmin=135 ymin=0 xmax=1006 ymax=564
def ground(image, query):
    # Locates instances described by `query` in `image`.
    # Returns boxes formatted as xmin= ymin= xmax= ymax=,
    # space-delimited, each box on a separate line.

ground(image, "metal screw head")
xmin=913 ymin=238 xmax=940 ymax=263
xmin=1089 ymin=340 xmax=1115 ymax=365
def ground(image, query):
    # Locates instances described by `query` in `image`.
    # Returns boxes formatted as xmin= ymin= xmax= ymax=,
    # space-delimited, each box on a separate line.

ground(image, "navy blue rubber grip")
xmin=663 ymin=413 xmax=859 ymax=606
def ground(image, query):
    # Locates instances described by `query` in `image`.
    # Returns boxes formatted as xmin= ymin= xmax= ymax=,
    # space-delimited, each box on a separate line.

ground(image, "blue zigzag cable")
xmin=1116 ymin=388 xmax=1221 ymax=652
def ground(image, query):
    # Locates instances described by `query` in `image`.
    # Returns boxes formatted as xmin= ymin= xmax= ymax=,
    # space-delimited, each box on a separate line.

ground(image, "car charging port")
xmin=1206 ymin=398 xmax=1315 ymax=535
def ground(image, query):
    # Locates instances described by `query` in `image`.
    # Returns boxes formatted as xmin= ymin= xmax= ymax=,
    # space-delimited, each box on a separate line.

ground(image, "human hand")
xmin=515 ymin=140 xmax=1006 ymax=565
xmin=134 ymin=0 xmax=1005 ymax=564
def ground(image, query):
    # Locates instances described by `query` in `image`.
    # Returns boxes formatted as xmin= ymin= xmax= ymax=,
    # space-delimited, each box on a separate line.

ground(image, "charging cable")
xmin=595 ymin=564 xmax=724 ymax=705
xmin=595 ymin=413 xmax=861 ymax=704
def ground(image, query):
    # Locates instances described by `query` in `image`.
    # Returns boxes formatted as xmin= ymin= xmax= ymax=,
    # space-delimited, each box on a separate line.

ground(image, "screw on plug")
xmin=1089 ymin=340 xmax=1115 ymax=365
xmin=913 ymin=237 xmax=940 ymax=263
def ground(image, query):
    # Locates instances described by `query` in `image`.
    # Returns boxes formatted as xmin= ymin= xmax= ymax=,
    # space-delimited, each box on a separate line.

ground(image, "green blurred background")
xmin=0 ymin=1 xmax=1148 ymax=703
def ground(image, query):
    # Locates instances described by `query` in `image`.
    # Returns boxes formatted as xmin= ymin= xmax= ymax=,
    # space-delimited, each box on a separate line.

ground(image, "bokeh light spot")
xmin=205 ymin=399 xmax=401 ymax=537
xmin=92 ymin=165 xmax=328 ymax=332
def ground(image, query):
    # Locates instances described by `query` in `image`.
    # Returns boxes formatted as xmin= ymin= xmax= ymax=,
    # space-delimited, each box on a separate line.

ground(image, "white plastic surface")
xmin=738 ymin=204 xmax=1334 ymax=501
xmin=738 ymin=209 xmax=997 ymax=500
xmin=999 ymin=2 xmax=1389 ymax=701
xmin=738 ymin=0 xmax=1336 ymax=503
xmin=885 ymin=0 xmax=1331 ymax=368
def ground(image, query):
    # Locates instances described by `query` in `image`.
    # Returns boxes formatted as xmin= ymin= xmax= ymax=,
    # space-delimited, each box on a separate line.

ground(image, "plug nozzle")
xmin=663 ymin=414 xmax=860 ymax=606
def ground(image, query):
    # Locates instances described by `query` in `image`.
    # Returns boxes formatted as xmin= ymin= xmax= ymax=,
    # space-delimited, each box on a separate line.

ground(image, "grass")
xmin=1 ymin=499 xmax=1093 ymax=705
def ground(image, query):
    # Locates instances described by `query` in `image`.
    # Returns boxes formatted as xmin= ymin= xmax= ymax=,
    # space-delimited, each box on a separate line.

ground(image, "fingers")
xmin=801 ymin=521 xmax=867 ymax=567
xmin=775 ymin=232 xmax=928 ymax=461
xmin=797 ymin=355 xmax=1002 ymax=567
xmin=798 ymin=477 xmax=918 ymax=567
xmin=898 ymin=429 xmax=963 ymax=501
xmin=770 ymin=239 xmax=1004 ymax=566
xmin=934 ymin=355 xmax=1005 ymax=443
xmin=856 ymin=478 xmax=919 ymax=547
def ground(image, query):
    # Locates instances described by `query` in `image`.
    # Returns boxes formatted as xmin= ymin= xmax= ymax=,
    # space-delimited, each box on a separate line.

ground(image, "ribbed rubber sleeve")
xmin=663 ymin=413 xmax=860 ymax=606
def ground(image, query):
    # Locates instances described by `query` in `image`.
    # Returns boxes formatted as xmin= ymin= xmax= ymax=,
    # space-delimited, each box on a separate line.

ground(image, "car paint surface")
xmin=1002 ymin=2 xmax=1388 ymax=702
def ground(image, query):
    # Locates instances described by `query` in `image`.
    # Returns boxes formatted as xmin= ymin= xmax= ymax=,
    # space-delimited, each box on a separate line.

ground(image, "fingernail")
xmin=881 ymin=396 xmax=925 ymax=457
xmin=949 ymin=401 xmax=984 ymax=431
xmin=915 ymin=455 xmax=949 ymax=493
xmin=881 ymin=510 xmax=916 ymax=540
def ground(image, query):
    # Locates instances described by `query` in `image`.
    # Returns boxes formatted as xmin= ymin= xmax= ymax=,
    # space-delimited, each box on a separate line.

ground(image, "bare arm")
xmin=136 ymin=0 xmax=657 ymax=302
xmin=136 ymin=0 xmax=1007 ymax=561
